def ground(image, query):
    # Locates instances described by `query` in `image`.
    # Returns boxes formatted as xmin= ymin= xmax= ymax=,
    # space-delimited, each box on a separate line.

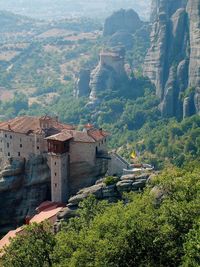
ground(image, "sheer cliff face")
xmin=0 ymin=156 xmax=51 ymax=235
xmin=144 ymin=0 xmax=200 ymax=118
xmin=187 ymin=0 xmax=200 ymax=113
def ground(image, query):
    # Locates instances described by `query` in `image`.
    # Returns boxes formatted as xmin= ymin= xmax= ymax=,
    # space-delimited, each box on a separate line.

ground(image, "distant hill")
xmin=0 ymin=10 xmax=36 ymax=32
xmin=0 ymin=0 xmax=151 ymax=21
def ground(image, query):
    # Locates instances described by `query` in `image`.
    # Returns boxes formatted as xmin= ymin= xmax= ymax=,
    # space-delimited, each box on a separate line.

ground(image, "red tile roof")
xmin=0 ymin=201 xmax=65 ymax=253
xmin=0 ymin=116 xmax=109 ymax=143
xmin=0 ymin=116 xmax=74 ymax=135
xmin=87 ymin=129 xmax=110 ymax=141
xmin=36 ymin=201 xmax=64 ymax=213
xmin=0 ymin=226 xmax=24 ymax=254
xmin=46 ymin=132 xmax=73 ymax=142
xmin=30 ymin=206 xmax=63 ymax=224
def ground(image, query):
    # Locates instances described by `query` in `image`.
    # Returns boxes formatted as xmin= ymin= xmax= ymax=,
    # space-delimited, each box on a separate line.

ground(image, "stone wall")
xmin=107 ymin=152 xmax=130 ymax=176
xmin=0 ymin=130 xmax=47 ymax=159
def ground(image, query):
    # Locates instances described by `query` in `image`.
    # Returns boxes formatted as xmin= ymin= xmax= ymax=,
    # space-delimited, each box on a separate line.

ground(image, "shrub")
xmin=104 ymin=176 xmax=119 ymax=186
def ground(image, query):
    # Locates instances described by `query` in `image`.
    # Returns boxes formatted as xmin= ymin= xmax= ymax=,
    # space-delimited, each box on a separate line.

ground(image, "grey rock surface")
xmin=186 ymin=0 xmax=200 ymax=114
xmin=89 ymin=47 xmax=128 ymax=104
xmin=74 ymin=69 xmax=91 ymax=98
xmin=103 ymin=9 xmax=143 ymax=36
xmin=108 ymin=31 xmax=134 ymax=50
xmin=0 ymin=155 xmax=50 ymax=236
xmin=144 ymin=0 xmax=200 ymax=118
xmin=57 ymin=171 xmax=153 ymax=225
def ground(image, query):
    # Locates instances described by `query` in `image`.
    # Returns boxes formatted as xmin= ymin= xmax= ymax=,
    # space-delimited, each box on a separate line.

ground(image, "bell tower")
xmin=46 ymin=133 xmax=72 ymax=203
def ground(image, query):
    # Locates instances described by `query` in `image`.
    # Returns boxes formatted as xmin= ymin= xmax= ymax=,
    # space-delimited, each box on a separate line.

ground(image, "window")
xmin=8 ymin=152 xmax=10 ymax=157
xmin=7 ymin=143 xmax=9 ymax=148
xmin=55 ymin=172 xmax=57 ymax=176
xmin=5 ymin=134 xmax=7 ymax=138
xmin=20 ymin=144 xmax=22 ymax=148
xmin=102 ymin=140 xmax=103 ymax=144
xmin=55 ymin=162 xmax=56 ymax=165
xmin=20 ymin=138 xmax=22 ymax=142
xmin=10 ymin=135 xmax=12 ymax=139
xmin=18 ymin=152 xmax=21 ymax=156
xmin=37 ymin=146 xmax=39 ymax=150
xmin=55 ymin=183 xmax=57 ymax=188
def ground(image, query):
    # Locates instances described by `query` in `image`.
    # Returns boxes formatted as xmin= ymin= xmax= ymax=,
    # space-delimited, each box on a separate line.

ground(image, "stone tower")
xmin=46 ymin=132 xmax=72 ymax=203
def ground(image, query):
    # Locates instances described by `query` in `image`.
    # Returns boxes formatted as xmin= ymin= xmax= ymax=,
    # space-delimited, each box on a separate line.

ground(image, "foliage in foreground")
xmin=1 ymin=164 xmax=200 ymax=267
xmin=1 ymin=223 xmax=56 ymax=267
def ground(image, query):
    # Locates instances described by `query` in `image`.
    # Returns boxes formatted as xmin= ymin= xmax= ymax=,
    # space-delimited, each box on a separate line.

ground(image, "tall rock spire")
xmin=143 ymin=0 xmax=200 ymax=118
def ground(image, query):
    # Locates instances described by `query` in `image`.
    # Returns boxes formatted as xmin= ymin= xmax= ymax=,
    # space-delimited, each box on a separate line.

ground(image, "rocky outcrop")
xmin=144 ymin=0 xmax=200 ymax=118
xmin=54 ymin=171 xmax=154 ymax=230
xmin=88 ymin=47 xmax=128 ymax=104
xmin=0 ymin=156 xmax=50 ymax=235
xmin=74 ymin=69 xmax=90 ymax=98
xmin=103 ymin=9 xmax=146 ymax=51
xmin=186 ymin=0 xmax=200 ymax=113
xmin=103 ymin=9 xmax=143 ymax=36
xmin=108 ymin=31 xmax=134 ymax=50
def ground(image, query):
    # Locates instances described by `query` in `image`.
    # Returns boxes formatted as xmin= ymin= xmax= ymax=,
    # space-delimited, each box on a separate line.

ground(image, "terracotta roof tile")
xmin=46 ymin=132 xmax=72 ymax=142
xmin=36 ymin=201 xmax=65 ymax=213
xmin=0 ymin=226 xmax=24 ymax=252
xmin=30 ymin=207 xmax=63 ymax=224
xmin=87 ymin=129 xmax=110 ymax=141
xmin=0 ymin=116 xmax=74 ymax=135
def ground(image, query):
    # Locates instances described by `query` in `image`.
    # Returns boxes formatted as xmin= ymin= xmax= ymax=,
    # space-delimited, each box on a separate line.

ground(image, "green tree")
xmin=1 ymin=223 xmax=56 ymax=267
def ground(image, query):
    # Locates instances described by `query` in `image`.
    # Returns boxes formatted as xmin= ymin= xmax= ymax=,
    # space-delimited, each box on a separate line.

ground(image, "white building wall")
xmin=0 ymin=130 xmax=48 ymax=159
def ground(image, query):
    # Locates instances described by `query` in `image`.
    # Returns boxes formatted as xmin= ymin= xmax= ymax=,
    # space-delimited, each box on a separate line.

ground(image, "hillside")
xmin=0 ymin=0 xmax=151 ymax=20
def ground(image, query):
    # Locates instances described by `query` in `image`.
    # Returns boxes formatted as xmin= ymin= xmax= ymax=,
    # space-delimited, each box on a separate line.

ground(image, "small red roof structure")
xmin=36 ymin=200 xmax=64 ymax=213
xmin=0 ymin=201 xmax=65 ymax=254
xmin=0 ymin=226 xmax=24 ymax=255
xmin=45 ymin=132 xmax=73 ymax=142
xmin=87 ymin=128 xmax=110 ymax=141
xmin=30 ymin=206 xmax=63 ymax=224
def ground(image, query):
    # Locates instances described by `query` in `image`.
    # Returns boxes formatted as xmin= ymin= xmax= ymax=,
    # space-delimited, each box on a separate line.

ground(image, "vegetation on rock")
xmin=1 ymin=164 xmax=200 ymax=267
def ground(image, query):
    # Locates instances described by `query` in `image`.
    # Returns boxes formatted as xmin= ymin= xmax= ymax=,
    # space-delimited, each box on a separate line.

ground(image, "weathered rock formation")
xmin=104 ymin=9 xmax=146 ymax=51
xmin=54 ymin=171 xmax=154 ymax=231
xmin=74 ymin=69 xmax=90 ymax=98
xmin=186 ymin=0 xmax=200 ymax=114
xmin=108 ymin=30 xmax=134 ymax=50
xmin=0 ymin=155 xmax=50 ymax=235
xmin=89 ymin=47 xmax=128 ymax=104
xmin=103 ymin=9 xmax=143 ymax=36
xmin=144 ymin=0 xmax=200 ymax=118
